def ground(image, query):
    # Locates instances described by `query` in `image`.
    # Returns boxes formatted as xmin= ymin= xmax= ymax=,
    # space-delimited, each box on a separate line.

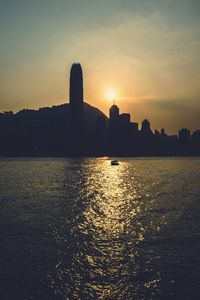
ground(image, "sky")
xmin=0 ymin=0 xmax=200 ymax=133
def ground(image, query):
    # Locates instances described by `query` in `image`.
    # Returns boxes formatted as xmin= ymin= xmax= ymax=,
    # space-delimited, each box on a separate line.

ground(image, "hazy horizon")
xmin=1 ymin=0 xmax=200 ymax=134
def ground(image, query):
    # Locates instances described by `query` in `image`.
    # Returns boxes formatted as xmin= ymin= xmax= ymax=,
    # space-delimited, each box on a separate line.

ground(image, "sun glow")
xmin=106 ymin=90 xmax=117 ymax=101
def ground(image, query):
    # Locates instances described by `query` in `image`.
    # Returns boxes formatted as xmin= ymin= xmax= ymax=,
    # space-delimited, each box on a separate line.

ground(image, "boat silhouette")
xmin=111 ymin=160 xmax=119 ymax=166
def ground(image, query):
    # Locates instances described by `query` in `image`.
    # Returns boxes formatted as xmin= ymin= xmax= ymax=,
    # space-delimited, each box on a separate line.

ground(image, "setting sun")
xmin=106 ymin=90 xmax=117 ymax=101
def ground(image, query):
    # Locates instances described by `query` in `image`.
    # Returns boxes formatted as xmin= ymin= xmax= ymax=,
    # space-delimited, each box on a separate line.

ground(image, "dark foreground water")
xmin=0 ymin=158 xmax=200 ymax=300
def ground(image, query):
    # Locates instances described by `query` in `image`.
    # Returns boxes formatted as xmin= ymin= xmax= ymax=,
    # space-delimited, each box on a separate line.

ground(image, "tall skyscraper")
xmin=69 ymin=63 xmax=84 ymax=155
xmin=69 ymin=63 xmax=83 ymax=106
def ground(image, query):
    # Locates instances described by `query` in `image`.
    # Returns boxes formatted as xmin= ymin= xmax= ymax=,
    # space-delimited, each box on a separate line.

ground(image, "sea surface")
xmin=0 ymin=157 xmax=200 ymax=300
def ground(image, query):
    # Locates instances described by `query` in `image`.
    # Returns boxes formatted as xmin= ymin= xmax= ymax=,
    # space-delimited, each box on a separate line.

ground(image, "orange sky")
xmin=0 ymin=0 xmax=200 ymax=134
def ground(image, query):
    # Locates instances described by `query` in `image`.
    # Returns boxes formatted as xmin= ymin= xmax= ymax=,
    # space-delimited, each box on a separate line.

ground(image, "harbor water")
xmin=0 ymin=157 xmax=200 ymax=299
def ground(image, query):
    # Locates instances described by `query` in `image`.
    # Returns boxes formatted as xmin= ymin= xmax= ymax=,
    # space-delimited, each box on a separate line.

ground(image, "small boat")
xmin=111 ymin=160 xmax=119 ymax=165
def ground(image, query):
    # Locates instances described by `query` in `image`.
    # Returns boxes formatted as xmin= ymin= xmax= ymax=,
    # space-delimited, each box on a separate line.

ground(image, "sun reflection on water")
xmin=83 ymin=161 xmax=136 ymax=239
xmin=50 ymin=159 xmax=162 ymax=299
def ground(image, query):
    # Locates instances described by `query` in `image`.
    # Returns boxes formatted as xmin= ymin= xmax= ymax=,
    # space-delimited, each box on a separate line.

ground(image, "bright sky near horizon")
xmin=0 ymin=0 xmax=200 ymax=133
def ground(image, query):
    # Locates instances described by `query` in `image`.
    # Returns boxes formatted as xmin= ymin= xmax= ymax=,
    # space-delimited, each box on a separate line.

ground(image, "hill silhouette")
xmin=0 ymin=102 xmax=108 ymax=156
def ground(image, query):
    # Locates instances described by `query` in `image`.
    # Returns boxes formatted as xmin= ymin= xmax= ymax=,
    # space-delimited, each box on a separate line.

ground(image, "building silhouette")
xmin=109 ymin=104 xmax=119 ymax=131
xmin=141 ymin=119 xmax=152 ymax=134
xmin=69 ymin=63 xmax=84 ymax=154
xmin=70 ymin=63 xmax=83 ymax=107
xmin=179 ymin=128 xmax=191 ymax=155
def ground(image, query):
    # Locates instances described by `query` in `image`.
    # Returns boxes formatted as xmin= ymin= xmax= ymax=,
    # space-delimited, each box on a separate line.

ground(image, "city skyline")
xmin=0 ymin=62 xmax=199 ymax=157
xmin=0 ymin=0 xmax=200 ymax=134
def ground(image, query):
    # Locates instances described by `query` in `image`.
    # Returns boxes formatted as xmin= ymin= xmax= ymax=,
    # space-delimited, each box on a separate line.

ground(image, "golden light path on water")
xmin=79 ymin=160 xmax=144 ymax=299
xmin=49 ymin=158 xmax=183 ymax=299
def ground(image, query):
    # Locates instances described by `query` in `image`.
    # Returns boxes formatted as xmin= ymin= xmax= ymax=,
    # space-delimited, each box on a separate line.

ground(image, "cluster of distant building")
xmin=108 ymin=103 xmax=200 ymax=155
